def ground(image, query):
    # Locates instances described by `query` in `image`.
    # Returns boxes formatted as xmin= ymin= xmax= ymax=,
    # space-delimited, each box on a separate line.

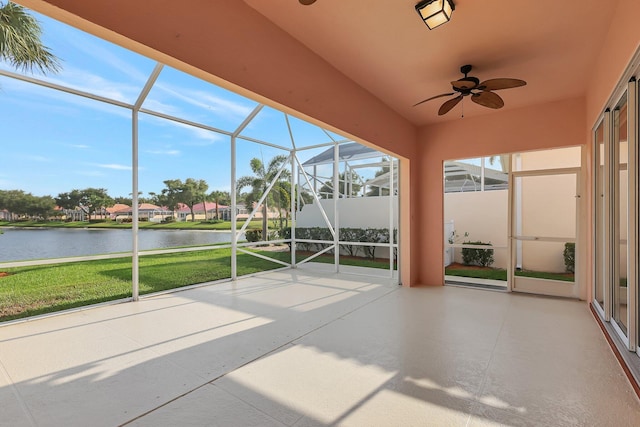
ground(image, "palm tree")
xmin=209 ymin=190 xmax=231 ymax=220
xmin=237 ymin=155 xmax=290 ymax=240
xmin=0 ymin=1 xmax=60 ymax=74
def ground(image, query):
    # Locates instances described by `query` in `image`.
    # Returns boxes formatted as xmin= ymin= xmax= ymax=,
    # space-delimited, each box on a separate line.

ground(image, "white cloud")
xmin=53 ymin=23 xmax=150 ymax=84
xmin=97 ymin=163 xmax=132 ymax=171
xmin=23 ymin=155 xmax=52 ymax=162
xmin=79 ymin=171 xmax=105 ymax=176
xmin=140 ymin=112 xmax=227 ymax=145
xmin=154 ymin=82 xmax=255 ymax=121
xmin=146 ymin=149 xmax=181 ymax=156
xmin=181 ymin=126 xmax=226 ymax=145
xmin=139 ymin=98 xmax=182 ymax=117
xmin=1 ymin=78 xmax=132 ymax=119
xmin=43 ymin=66 xmax=140 ymax=103
xmin=69 ymin=144 xmax=90 ymax=149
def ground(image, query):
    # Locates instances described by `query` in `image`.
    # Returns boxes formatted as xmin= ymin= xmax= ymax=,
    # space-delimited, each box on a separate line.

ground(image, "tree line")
xmin=0 ymin=156 xmax=294 ymax=223
xmin=0 ymin=155 xmax=374 ymax=244
xmin=0 ymin=184 xmax=232 ymax=222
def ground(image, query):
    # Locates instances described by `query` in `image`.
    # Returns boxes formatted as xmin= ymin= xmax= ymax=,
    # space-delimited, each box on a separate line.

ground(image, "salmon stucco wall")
xmin=586 ymin=0 xmax=640 ymax=127
xmin=418 ymin=98 xmax=586 ymax=286
xmin=584 ymin=0 xmax=640 ymax=301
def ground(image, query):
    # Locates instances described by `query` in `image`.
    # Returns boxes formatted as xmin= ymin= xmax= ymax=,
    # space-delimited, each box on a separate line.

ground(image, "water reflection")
xmin=0 ymin=228 xmax=238 ymax=262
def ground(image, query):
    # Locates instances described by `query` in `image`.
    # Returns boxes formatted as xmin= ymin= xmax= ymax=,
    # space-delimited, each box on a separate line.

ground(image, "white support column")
xmin=313 ymin=165 xmax=318 ymax=195
xmin=515 ymin=154 xmax=522 ymax=270
xmin=334 ymin=143 xmax=340 ymax=272
xmin=388 ymin=157 xmax=394 ymax=278
xmin=132 ymin=110 xmax=139 ymax=301
xmin=231 ymin=135 xmax=237 ymax=279
xmin=291 ymin=152 xmax=297 ymax=268
xmin=131 ymin=62 xmax=164 ymax=301
xmin=507 ymin=154 xmax=514 ymax=293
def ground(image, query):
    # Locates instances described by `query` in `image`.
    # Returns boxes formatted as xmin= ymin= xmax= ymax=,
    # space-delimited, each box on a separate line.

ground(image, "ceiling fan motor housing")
xmin=454 ymin=77 xmax=480 ymax=93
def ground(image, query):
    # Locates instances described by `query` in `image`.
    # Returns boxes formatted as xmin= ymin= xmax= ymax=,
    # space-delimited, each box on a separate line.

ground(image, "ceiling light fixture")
xmin=415 ymin=0 xmax=455 ymax=30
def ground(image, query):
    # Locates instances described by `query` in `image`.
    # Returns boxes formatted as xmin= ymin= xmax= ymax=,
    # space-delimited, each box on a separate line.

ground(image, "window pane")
xmin=444 ymin=158 xmax=482 ymax=193
xmin=614 ymin=94 xmax=628 ymax=334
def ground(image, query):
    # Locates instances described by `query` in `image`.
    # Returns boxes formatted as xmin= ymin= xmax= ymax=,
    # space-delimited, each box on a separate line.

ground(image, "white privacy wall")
xmin=296 ymin=197 xmax=399 ymax=229
xmin=444 ymin=190 xmax=509 ymax=269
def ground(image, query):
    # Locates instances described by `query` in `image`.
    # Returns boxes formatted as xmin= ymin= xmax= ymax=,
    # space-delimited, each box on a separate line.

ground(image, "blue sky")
xmin=0 ymin=9 xmax=370 ymax=200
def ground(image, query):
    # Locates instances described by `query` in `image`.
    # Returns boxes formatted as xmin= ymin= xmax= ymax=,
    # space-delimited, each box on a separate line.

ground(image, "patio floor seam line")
xmin=472 ymin=295 xmax=512 ymax=401
xmin=118 ymin=380 xmax=213 ymax=427
xmin=0 ymin=356 xmax=37 ymax=427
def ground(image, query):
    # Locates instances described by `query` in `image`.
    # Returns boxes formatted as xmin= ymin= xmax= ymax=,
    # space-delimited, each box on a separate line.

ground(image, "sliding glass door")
xmin=613 ymin=94 xmax=630 ymax=338
xmin=593 ymin=80 xmax=638 ymax=352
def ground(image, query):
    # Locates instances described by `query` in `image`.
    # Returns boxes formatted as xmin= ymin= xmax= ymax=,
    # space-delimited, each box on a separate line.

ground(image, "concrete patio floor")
xmin=0 ymin=264 xmax=639 ymax=426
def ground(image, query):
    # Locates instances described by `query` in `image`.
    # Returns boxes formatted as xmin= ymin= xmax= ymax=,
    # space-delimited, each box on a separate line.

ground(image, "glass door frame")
xmin=593 ymin=79 xmax=638 ymax=352
xmin=592 ymin=114 xmax=609 ymax=320
xmin=509 ymin=167 xmax=581 ymax=298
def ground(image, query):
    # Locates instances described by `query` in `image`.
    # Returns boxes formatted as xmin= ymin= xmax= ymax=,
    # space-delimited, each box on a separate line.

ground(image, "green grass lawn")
xmin=445 ymin=267 xmax=508 ymax=281
xmin=0 ymin=220 xmax=263 ymax=230
xmin=445 ymin=265 xmax=574 ymax=282
xmin=0 ymin=248 xmax=390 ymax=322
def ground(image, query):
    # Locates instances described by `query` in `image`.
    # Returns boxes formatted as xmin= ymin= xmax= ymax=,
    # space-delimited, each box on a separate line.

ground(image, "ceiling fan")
xmin=414 ymin=65 xmax=526 ymax=115
xmin=299 ymin=0 xmax=317 ymax=4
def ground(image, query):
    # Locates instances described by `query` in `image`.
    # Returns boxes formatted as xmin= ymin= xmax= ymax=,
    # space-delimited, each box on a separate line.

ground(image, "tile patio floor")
xmin=1 ymin=264 xmax=638 ymax=426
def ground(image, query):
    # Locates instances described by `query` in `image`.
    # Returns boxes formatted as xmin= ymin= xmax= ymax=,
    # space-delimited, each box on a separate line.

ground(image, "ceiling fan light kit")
xmin=415 ymin=0 xmax=455 ymax=30
xmin=413 ymin=65 xmax=526 ymax=116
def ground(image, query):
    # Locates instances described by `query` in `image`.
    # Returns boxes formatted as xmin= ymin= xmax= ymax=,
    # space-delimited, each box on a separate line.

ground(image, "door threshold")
xmin=445 ymin=280 xmax=507 ymax=292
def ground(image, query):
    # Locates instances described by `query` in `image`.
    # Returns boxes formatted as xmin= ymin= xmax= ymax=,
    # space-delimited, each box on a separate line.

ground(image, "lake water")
xmin=0 ymin=228 xmax=239 ymax=262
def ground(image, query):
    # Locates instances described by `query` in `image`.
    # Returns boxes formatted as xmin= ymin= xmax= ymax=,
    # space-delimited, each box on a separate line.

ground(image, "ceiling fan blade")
xmin=438 ymin=96 xmax=463 ymax=115
xmin=471 ymin=91 xmax=504 ymax=109
xmin=479 ymin=78 xmax=526 ymax=91
xmin=413 ymin=92 xmax=455 ymax=107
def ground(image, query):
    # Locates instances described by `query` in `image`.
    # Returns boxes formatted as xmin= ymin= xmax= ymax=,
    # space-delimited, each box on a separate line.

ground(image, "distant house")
xmin=233 ymin=202 xmax=285 ymax=222
xmin=0 ymin=209 xmax=11 ymax=221
xmin=176 ymin=202 xmax=228 ymax=221
xmin=106 ymin=204 xmax=131 ymax=220
xmin=218 ymin=204 xmax=248 ymax=221
xmin=57 ymin=207 xmax=85 ymax=221
xmin=111 ymin=203 xmax=173 ymax=222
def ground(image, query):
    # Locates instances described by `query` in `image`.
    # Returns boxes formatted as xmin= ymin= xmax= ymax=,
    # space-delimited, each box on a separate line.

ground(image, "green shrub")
xmin=245 ymin=229 xmax=262 ymax=242
xmin=339 ymin=228 xmax=361 ymax=257
xmin=461 ymin=241 xmax=494 ymax=267
xmin=564 ymin=242 xmax=575 ymax=273
xmin=267 ymin=229 xmax=280 ymax=240
xmin=281 ymin=227 xmax=395 ymax=260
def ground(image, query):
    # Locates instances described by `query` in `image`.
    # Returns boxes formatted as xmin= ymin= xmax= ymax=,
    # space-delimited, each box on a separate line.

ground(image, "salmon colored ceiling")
xmin=244 ymin=0 xmax=618 ymax=126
